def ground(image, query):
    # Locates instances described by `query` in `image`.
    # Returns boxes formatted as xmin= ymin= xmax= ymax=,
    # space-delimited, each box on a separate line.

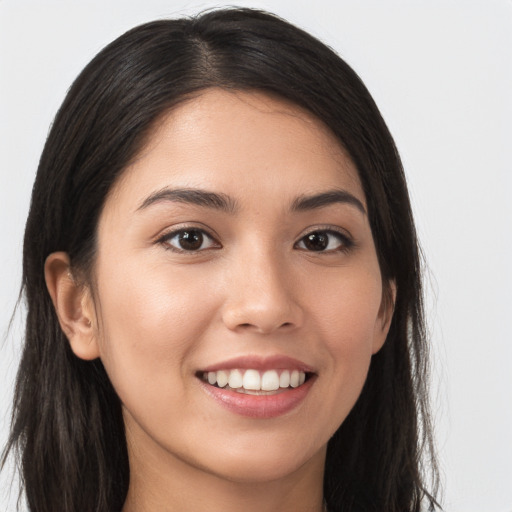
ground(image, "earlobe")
xmin=372 ymin=279 xmax=397 ymax=354
xmin=44 ymin=252 xmax=100 ymax=361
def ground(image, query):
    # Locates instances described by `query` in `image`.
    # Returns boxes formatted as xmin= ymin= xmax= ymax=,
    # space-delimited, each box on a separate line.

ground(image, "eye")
xmin=160 ymin=228 xmax=219 ymax=252
xmin=295 ymin=230 xmax=351 ymax=252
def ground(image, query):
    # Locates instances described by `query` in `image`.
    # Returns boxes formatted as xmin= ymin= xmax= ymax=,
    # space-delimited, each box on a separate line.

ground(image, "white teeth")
xmin=261 ymin=370 xmax=280 ymax=391
xmin=228 ymin=369 xmax=243 ymax=389
xmin=279 ymin=370 xmax=290 ymax=388
xmin=204 ymin=368 xmax=307 ymax=391
xmin=290 ymin=370 xmax=300 ymax=388
xmin=216 ymin=370 xmax=229 ymax=388
xmin=243 ymin=369 xmax=261 ymax=390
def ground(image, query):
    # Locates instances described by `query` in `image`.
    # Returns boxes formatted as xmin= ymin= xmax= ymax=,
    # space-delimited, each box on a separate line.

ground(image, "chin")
xmin=193 ymin=437 xmax=326 ymax=484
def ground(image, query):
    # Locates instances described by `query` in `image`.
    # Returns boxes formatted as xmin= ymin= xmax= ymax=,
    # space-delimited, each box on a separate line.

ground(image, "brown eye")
xmin=302 ymin=232 xmax=329 ymax=251
xmin=296 ymin=230 xmax=350 ymax=252
xmin=178 ymin=230 xmax=203 ymax=250
xmin=163 ymin=229 xmax=217 ymax=252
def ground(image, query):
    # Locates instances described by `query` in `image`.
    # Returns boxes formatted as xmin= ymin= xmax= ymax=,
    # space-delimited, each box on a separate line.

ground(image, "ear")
xmin=372 ymin=279 xmax=397 ymax=354
xmin=44 ymin=252 xmax=100 ymax=360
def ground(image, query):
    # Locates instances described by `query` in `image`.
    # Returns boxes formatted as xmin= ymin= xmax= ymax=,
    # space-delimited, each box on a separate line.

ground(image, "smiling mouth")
xmin=199 ymin=369 xmax=310 ymax=395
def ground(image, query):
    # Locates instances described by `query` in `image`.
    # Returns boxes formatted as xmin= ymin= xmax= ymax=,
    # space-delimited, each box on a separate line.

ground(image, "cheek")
xmin=313 ymin=266 xmax=382 ymax=340
xmin=310 ymin=267 xmax=383 ymax=385
xmin=92 ymin=257 xmax=219 ymax=402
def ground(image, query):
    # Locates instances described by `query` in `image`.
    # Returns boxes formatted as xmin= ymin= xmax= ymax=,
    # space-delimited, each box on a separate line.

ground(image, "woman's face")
xmin=87 ymin=89 xmax=392 ymax=484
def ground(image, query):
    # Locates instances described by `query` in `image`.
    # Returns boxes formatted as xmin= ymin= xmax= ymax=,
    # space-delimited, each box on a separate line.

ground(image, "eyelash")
xmin=294 ymin=228 xmax=354 ymax=254
xmin=157 ymin=227 xmax=220 ymax=253
xmin=157 ymin=226 xmax=354 ymax=254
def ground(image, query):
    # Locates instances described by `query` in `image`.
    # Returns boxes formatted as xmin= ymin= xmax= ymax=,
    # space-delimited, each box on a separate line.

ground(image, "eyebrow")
xmin=137 ymin=187 xmax=366 ymax=215
xmin=137 ymin=187 xmax=238 ymax=213
xmin=291 ymin=189 xmax=366 ymax=215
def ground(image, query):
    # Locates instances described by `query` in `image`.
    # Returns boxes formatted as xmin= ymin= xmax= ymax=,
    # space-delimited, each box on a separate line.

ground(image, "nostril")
xmin=237 ymin=321 xmax=294 ymax=332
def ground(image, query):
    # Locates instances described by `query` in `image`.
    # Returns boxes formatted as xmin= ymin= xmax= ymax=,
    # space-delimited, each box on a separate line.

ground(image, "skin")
xmin=45 ymin=88 xmax=394 ymax=512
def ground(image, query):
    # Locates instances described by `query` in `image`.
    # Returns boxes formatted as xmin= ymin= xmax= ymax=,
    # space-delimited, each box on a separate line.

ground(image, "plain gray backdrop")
xmin=1 ymin=1 xmax=511 ymax=511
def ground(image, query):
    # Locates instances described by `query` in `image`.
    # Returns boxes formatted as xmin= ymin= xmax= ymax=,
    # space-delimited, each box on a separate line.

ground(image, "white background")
xmin=1 ymin=1 xmax=511 ymax=511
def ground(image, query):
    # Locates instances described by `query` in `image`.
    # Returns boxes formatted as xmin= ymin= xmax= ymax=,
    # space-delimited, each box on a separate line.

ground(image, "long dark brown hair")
xmin=2 ymin=8 xmax=440 ymax=512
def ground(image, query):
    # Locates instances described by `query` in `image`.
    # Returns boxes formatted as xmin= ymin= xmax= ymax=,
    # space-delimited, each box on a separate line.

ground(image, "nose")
xmin=221 ymin=248 xmax=303 ymax=335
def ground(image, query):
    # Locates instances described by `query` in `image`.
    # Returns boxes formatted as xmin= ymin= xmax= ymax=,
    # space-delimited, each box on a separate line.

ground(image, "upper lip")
xmin=199 ymin=355 xmax=314 ymax=373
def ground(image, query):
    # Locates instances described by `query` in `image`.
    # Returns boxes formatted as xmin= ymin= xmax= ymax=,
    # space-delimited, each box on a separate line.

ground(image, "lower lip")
xmin=200 ymin=377 xmax=315 ymax=419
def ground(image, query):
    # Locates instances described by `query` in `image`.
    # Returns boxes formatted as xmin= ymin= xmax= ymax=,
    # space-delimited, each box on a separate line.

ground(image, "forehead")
xmin=107 ymin=88 xmax=364 ymax=211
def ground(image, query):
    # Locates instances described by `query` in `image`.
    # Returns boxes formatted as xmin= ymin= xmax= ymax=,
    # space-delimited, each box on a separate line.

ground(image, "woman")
xmin=2 ymin=8 xmax=439 ymax=512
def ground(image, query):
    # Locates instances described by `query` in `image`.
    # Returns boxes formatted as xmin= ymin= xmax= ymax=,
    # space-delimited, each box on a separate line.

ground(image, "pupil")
xmin=305 ymin=232 xmax=328 ymax=251
xmin=179 ymin=230 xmax=203 ymax=250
